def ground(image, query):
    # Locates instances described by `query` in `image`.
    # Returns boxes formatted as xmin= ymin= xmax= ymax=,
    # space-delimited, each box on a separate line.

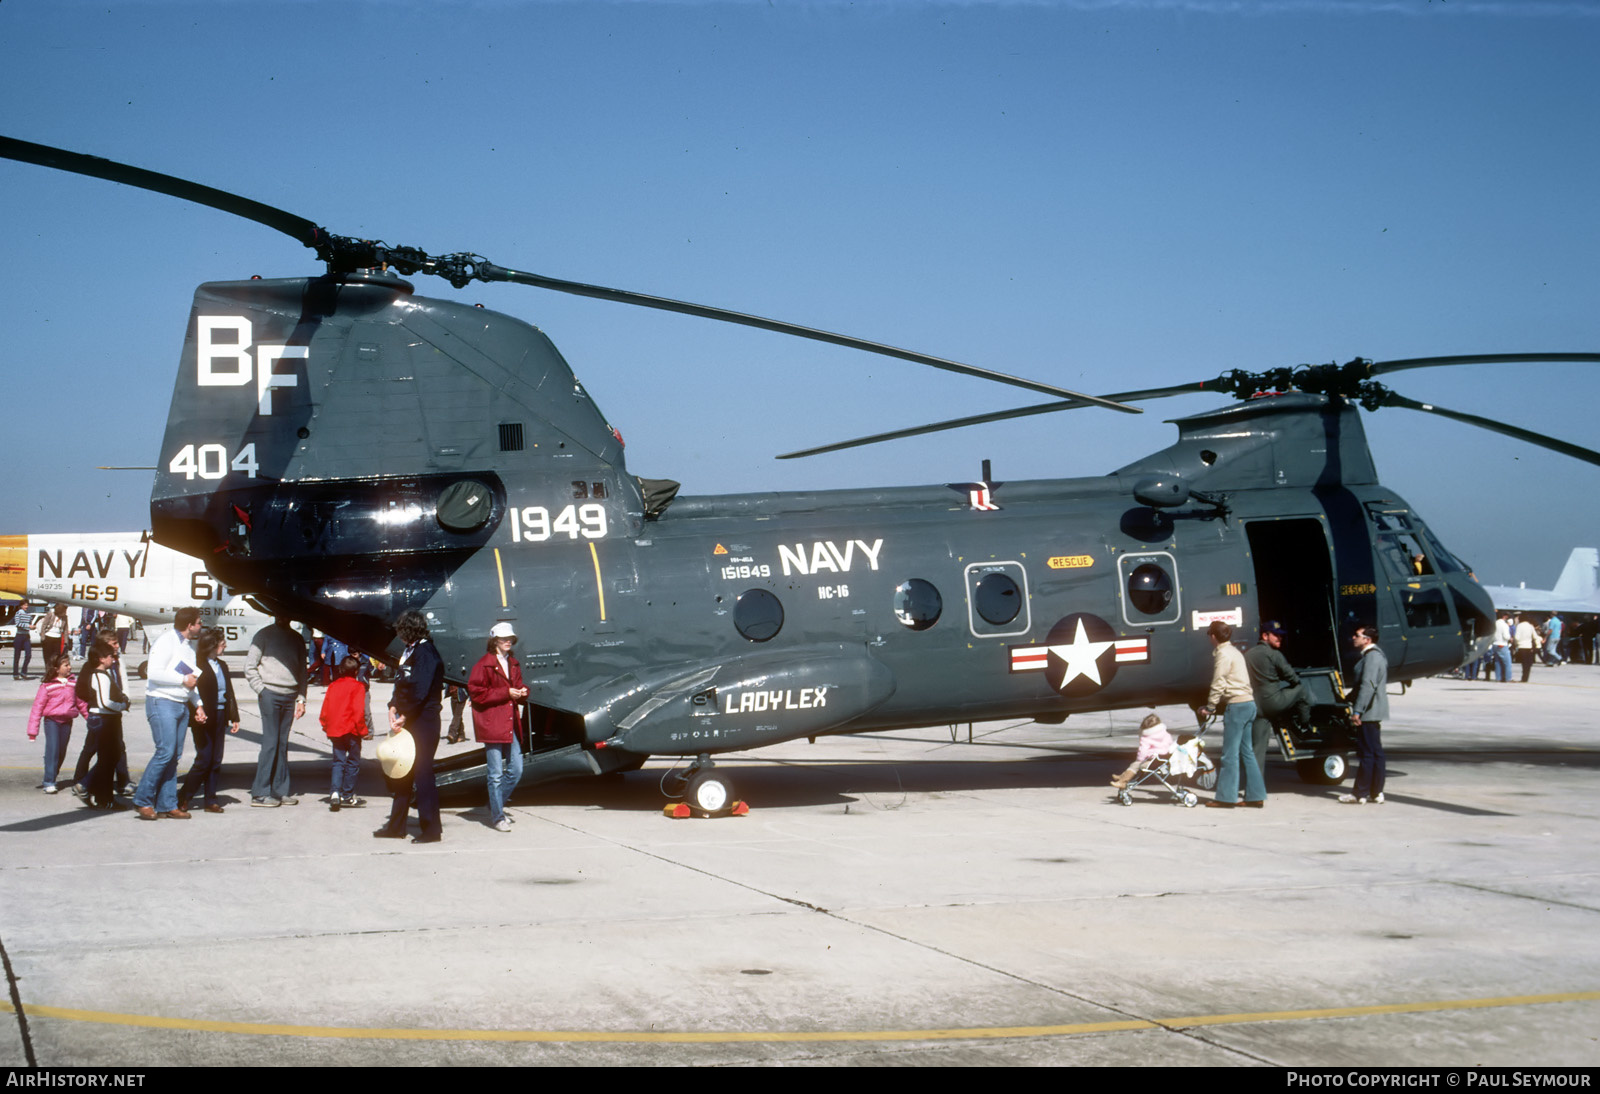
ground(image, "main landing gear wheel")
xmin=685 ymin=769 xmax=735 ymax=815
xmin=1297 ymin=752 xmax=1349 ymax=785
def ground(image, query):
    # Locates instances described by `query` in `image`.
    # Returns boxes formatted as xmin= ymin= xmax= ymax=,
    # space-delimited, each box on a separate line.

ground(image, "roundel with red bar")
xmin=1008 ymin=613 xmax=1150 ymax=698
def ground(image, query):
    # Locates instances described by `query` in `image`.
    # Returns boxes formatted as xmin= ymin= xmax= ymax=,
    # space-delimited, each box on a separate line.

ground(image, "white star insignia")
xmin=1049 ymin=618 xmax=1114 ymax=691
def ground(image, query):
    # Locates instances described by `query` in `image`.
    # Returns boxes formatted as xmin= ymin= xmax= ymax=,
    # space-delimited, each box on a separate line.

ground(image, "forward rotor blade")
xmin=1 ymin=136 xmax=325 ymax=248
xmin=479 ymin=263 xmax=1141 ymax=411
xmin=1377 ymin=392 xmax=1600 ymax=467
xmin=1369 ymin=353 xmax=1600 ymax=376
xmin=778 ymin=380 xmax=1216 ymax=459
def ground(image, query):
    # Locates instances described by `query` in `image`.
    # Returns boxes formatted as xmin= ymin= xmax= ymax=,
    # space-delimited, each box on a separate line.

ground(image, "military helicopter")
xmin=7 ymin=135 xmax=1598 ymax=812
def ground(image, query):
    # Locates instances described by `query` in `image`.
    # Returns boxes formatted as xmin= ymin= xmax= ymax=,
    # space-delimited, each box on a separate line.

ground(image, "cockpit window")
xmin=1418 ymin=526 xmax=1470 ymax=574
xmin=1377 ymin=533 xmax=1432 ymax=580
xmin=1403 ymin=587 xmax=1451 ymax=629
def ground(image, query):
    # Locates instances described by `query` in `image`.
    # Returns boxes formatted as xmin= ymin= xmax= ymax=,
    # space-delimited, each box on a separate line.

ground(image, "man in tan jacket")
xmin=1197 ymin=620 xmax=1266 ymax=809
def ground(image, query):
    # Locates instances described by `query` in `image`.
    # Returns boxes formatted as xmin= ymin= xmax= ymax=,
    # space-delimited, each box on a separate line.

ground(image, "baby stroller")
xmin=1113 ymin=724 xmax=1216 ymax=808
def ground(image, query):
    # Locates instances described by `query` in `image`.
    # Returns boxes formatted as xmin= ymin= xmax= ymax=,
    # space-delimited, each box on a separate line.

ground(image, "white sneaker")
xmin=43 ymin=785 xmax=58 ymax=795
xmin=493 ymin=818 xmax=512 ymax=833
xmin=1370 ymin=792 xmax=1385 ymax=804
xmin=1337 ymin=793 xmax=1365 ymax=804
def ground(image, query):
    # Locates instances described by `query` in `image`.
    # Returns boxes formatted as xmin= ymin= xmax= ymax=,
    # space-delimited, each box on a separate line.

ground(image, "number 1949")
xmin=510 ymin=504 xmax=607 ymax=543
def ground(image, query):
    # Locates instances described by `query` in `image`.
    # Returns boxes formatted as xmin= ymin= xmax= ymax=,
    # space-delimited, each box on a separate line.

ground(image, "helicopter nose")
xmin=1447 ymin=572 xmax=1496 ymax=658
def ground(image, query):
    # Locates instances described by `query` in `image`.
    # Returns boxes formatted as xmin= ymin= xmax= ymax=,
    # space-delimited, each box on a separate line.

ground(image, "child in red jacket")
xmin=320 ymin=656 xmax=369 ymax=811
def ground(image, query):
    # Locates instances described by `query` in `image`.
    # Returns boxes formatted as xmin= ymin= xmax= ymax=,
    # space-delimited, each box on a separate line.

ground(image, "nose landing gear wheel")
xmin=1297 ymin=752 xmax=1349 ymax=785
xmin=685 ymin=769 xmax=735 ymax=815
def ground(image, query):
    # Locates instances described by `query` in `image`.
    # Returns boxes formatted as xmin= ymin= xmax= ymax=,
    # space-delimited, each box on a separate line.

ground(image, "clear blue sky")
xmin=3 ymin=0 xmax=1597 ymax=588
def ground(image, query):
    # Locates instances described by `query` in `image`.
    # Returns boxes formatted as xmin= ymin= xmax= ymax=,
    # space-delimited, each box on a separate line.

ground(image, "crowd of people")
xmin=17 ymin=604 xmax=531 ymax=844
xmin=11 ymin=604 xmax=138 ymax=681
xmin=1460 ymin=611 xmax=1572 ymax=683
xmin=11 ymin=598 xmax=1588 ymax=828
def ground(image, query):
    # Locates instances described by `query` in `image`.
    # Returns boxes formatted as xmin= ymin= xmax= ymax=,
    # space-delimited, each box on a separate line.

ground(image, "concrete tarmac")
xmin=0 ymin=659 xmax=1596 ymax=1067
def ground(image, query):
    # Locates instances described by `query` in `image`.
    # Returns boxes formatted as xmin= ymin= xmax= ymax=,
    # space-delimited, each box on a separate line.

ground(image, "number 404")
xmin=168 ymin=443 xmax=259 ymax=480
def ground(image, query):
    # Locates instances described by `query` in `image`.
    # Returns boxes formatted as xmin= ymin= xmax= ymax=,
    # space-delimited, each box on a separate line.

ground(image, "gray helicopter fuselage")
xmin=149 ymin=274 xmax=1493 ymax=766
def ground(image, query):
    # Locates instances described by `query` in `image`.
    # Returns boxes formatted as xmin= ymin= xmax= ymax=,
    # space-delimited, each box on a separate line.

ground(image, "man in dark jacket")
xmin=1244 ymin=620 xmax=1313 ymax=779
xmin=377 ymin=610 xmax=446 ymax=843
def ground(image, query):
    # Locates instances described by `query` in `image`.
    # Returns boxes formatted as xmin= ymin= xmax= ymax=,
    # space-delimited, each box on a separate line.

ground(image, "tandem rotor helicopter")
xmin=7 ymin=135 xmax=1599 ymax=813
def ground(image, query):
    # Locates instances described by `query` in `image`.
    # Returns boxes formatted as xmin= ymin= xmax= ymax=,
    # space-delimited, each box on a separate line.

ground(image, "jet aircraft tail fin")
xmin=1549 ymin=548 xmax=1599 ymax=602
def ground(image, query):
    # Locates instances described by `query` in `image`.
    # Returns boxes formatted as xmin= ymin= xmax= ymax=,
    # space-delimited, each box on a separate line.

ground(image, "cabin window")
xmin=973 ymin=573 xmax=1022 ymax=626
xmin=1126 ymin=563 xmax=1174 ymax=616
xmin=893 ymin=579 xmax=942 ymax=631
xmin=733 ymin=589 xmax=784 ymax=642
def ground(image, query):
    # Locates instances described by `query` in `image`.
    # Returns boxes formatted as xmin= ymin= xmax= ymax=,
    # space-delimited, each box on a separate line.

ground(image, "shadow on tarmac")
xmin=496 ymin=756 xmax=1522 ymax=816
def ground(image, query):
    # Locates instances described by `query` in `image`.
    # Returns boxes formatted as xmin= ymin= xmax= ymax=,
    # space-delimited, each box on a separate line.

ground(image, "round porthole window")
xmin=973 ymin=572 xmax=1021 ymax=626
xmin=733 ymin=588 xmax=784 ymax=642
xmin=893 ymin=579 xmax=942 ymax=631
xmin=1127 ymin=563 xmax=1174 ymax=615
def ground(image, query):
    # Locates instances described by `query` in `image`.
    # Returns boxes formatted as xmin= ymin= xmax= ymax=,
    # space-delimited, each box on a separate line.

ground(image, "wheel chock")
xmin=663 ymin=801 xmax=751 ymax=819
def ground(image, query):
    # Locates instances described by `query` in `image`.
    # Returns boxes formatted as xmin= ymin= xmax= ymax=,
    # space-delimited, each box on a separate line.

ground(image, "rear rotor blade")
xmin=1 ymin=135 xmax=325 ymax=249
xmin=1377 ymin=391 xmax=1600 ymax=467
xmin=480 ymin=263 xmax=1139 ymax=411
xmin=1 ymin=135 xmax=1140 ymax=412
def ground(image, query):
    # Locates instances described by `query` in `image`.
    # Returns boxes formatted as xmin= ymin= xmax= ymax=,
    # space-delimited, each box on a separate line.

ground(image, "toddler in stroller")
xmin=1110 ymin=714 xmax=1215 ymax=808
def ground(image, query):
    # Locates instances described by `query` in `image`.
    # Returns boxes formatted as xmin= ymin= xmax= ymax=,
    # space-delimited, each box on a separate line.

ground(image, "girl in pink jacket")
xmin=28 ymin=653 xmax=89 ymax=794
xmin=1110 ymin=714 xmax=1176 ymax=791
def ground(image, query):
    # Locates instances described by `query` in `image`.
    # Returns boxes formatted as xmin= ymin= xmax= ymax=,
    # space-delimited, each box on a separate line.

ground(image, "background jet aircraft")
xmin=1481 ymin=548 xmax=1600 ymax=613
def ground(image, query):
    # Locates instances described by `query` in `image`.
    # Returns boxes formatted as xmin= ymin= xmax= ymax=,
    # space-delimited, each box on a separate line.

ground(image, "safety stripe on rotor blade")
xmin=3 ymin=990 xmax=1596 ymax=1044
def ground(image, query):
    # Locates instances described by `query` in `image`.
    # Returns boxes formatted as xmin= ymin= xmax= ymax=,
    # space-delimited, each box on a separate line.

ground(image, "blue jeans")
xmin=12 ymin=632 xmax=32 ymax=678
xmin=253 ymin=690 xmax=297 ymax=800
xmin=1216 ymin=700 xmax=1266 ymax=804
xmin=1492 ymin=646 xmax=1512 ymax=682
xmin=136 ymin=697 xmax=189 ymax=813
xmin=330 ymin=736 xmax=362 ymax=798
xmin=41 ymin=718 xmax=72 ymax=787
xmin=483 ymin=741 xmax=524 ymax=824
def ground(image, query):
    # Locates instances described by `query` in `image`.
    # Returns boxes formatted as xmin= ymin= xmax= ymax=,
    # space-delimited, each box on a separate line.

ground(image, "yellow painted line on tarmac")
xmin=2 ymin=990 xmax=1597 ymax=1044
